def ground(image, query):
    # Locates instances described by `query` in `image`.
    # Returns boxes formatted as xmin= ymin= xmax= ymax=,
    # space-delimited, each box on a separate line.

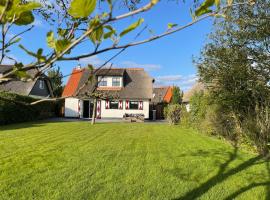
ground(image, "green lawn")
xmin=0 ymin=122 xmax=269 ymax=200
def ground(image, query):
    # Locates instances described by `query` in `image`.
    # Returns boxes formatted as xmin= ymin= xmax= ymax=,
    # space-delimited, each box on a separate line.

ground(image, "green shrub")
xmin=0 ymin=92 xmax=57 ymax=125
xmin=179 ymin=105 xmax=191 ymax=127
xmin=165 ymin=104 xmax=181 ymax=125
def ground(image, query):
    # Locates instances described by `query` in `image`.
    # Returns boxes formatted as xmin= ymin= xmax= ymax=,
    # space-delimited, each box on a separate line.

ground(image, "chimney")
xmin=76 ymin=64 xmax=81 ymax=70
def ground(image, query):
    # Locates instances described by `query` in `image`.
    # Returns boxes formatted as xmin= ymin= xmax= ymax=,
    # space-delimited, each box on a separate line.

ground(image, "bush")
xmin=0 ymin=92 xmax=57 ymax=125
xmin=179 ymin=105 xmax=191 ymax=127
xmin=165 ymin=104 xmax=181 ymax=125
xmin=189 ymin=92 xmax=238 ymax=139
xmin=242 ymin=105 xmax=270 ymax=156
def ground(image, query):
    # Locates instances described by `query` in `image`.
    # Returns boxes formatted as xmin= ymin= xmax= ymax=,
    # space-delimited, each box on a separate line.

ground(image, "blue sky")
xmin=5 ymin=0 xmax=214 ymax=91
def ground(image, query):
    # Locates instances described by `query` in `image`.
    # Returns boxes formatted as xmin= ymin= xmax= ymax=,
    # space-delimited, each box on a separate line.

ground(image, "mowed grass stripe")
xmin=0 ymin=122 xmax=269 ymax=200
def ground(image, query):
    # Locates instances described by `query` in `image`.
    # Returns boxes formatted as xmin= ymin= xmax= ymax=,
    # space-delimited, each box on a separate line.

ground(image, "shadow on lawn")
xmin=0 ymin=119 xmax=71 ymax=131
xmin=173 ymin=147 xmax=270 ymax=200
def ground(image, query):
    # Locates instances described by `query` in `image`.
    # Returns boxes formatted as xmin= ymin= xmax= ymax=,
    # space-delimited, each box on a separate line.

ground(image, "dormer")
xmin=98 ymin=76 xmax=123 ymax=87
xmin=95 ymin=68 xmax=125 ymax=89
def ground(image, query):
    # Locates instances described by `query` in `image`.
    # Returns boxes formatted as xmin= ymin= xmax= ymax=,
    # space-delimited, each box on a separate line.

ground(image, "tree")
xmin=47 ymin=67 xmax=64 ymax=97
xmin=0 ymin=0 xmax=255 ymax=124
xmin=0 ymin=0 xmax=253 ymax=82
xmin=171 ymin=86 xmax=183 ymax=105
xmin=196 ymin=0 xmax=270 ymax=156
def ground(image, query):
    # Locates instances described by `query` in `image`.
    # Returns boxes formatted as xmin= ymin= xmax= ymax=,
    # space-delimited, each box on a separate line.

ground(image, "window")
xmin=112 ymin=77 xmax=121 ymax=87
xmin=39 ymin=80 xmax=44 ymax=89
xmin=98 ymin=77 xmax=107 ymax=86
xmin=129 ymin=101 xmax=139 ymax=110
xmin=109 ymin=101 xmax=119 ymax=109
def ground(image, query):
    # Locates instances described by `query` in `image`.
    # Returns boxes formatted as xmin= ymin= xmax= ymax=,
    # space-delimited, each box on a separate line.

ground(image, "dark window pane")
xmin=110 ymin=101 xmax=119 ymax=109
xmin=129 ymin=101 xmax=139 ymax=110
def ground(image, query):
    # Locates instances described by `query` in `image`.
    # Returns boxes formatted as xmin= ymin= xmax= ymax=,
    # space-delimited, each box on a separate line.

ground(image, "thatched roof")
xmin=182 ymin=82 xmax=205 ymax=103
xmin=64 ymin=68 xmax=154 ymax=100
xmin=0 ymin=68 xmax=54 ymax=97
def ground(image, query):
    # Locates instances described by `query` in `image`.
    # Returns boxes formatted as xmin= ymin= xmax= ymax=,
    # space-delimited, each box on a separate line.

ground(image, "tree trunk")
xmin=91 ymin=98 xmax=97 ymax=125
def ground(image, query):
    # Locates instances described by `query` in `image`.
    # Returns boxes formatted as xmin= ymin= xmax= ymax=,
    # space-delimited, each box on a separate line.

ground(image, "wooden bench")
xmin=123 ymin=113 xmax=145 ymax=122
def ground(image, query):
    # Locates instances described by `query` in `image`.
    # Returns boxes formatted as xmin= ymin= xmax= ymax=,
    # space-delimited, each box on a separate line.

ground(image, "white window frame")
xmin=98 ymin=77 xmax=107 ymax=87
xmin=112 ymin=77 xmax=121 ymax=87
xmin=39 ymin=80 xmax=45 ymax=89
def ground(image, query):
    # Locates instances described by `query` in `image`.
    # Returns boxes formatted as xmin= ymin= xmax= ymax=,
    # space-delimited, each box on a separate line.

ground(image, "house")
xmin=183 ymin=82 xmax=205 ymax=112
xmin=0 ymin=65 xmax=54 ymax=98
xmin=152 ymin=86 xmax=173 ymax=104
xmin=150 ymin=86 xmax=173 ymax=119
xmin=62 ymin=67 xmax=154 ymax=119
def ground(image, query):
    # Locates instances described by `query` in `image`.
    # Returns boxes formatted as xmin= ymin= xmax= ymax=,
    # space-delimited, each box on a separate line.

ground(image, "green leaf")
xmin=68 ymin=0 xmax=96 ymax=19
xmin=14 ymin=62 xmax=23 ymax=70
xmin=19 ymin=44 xmax=37 ymax=57
xmin=167 ymin=23 xmax=178 ymax=30
xmin=36 ymin=48 xmax=46 ymax=62
xmin=89 ymin=18 xmax=104 ymax=44
xmin=19 ymin=45 xmax=46 ymax=63
xmin=103 ymin=25 xmax=116 ymax=39
xmin=4 ymin=1 xmax=40 ymax=25
xmin=90 ymin=27 xmax=103 ymax=44
xmin=195 ymin=0 xmax=215 ymax=17
xmin=55 ymin=39 xmax=71 ymax=53
xmin=14 ymin=70 xmax=31 ymax=80
xmin=13 ymin=63 xmax=31 ymax=80
xmin=120 ymin=18 xmax=144 ymax=37
xmin=7 ymin=37 xmax=21 ymax=47
xmin=14 ymin=11 xmax=34 ymax=25
xmin=46 ymin=31 xmax=56 ymax=49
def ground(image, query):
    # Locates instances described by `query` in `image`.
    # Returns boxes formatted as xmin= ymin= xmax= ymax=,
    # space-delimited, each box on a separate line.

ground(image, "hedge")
xmin=0 ymin=92 xmax=59 ymax=125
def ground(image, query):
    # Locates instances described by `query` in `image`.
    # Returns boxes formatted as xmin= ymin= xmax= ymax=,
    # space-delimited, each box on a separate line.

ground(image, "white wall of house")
xmin=64 ymin=97 xmax=80 ymax=117
xmin=64 ymin=98 xmax=150 ymax=119
xmin=100 ymin=100 xmax=149 ymax=119
xmin=186 ymin=103 xmax=191 ymax=112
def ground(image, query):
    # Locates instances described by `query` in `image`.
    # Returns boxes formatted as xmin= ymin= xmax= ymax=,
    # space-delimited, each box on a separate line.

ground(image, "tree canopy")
xmin=196 ymin=0 xmax=270 ymax=155
xmin=0 ymin=0 xmax=254 ymax=84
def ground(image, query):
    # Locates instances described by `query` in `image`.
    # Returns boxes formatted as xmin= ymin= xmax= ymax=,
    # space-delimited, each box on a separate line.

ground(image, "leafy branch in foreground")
xmin=0 ymin=0 xmax=256 ymax=108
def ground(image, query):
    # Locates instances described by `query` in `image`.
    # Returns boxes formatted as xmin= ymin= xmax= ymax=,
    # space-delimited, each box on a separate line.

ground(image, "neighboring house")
xmin=152 ymin=86 xmax=173 ymax=104
xmin=62 ymin=67 xmax=154 ymax=119
xmin=183 ymin=82 xmax=205 ymax=112
xmin=150 ymin=86 xmax=173 ymax=119
xmin=0 ymin=65 xmax=54 ymax=98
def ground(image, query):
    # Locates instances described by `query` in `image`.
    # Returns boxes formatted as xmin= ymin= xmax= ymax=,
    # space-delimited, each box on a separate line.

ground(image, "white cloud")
xmin=120 ymin=61 xmax=161 ymax=71
xmin=155 ymin=74 xmax=198 ymax=91
xmin=156 ymin=75 xmax=182 ymax=82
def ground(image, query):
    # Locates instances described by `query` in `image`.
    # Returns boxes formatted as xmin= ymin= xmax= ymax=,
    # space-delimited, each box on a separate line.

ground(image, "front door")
xmin=83 ymin=100 xmax=90 ymax=118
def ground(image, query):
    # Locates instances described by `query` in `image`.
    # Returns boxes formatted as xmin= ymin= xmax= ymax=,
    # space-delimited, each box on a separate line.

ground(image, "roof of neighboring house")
xmin=152 ymin=86 xmax=172 ymax=103
xmin=62 ymin=68 xmax=85 ymax=97
xmin=0 ymin=65 xmax=13 ymax=74
xmin=183 ymin=82 xmax=205 ymax=103
xmin=62 ymin=67 xmax=154 ymax=100
xmin=0 ymin=68 xmax=54 ymax=97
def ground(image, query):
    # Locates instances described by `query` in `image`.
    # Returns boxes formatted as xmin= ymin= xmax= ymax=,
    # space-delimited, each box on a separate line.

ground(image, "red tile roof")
xmin=163 ymin=86 xmax=173 ymax=103
xmin=62 ymin=68 xmax=85 ymax=97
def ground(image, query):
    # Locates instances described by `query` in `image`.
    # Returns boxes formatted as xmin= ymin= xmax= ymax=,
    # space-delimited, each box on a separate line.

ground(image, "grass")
xmin=0 ymin=121 xmax=269 ymax=200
